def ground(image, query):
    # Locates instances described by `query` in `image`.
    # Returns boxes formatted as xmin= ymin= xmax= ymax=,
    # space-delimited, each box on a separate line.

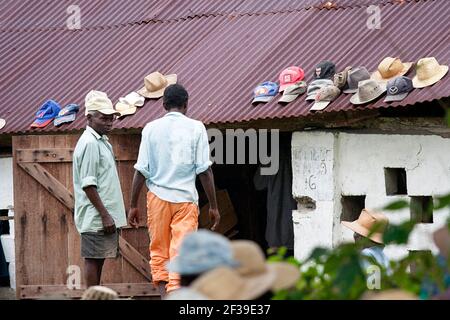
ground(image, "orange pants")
xmin=146 ymin=191 xmax=198 ymax=292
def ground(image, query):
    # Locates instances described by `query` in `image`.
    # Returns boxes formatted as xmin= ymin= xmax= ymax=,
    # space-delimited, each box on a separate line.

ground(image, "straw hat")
xmin=231 ymin=240 xmax=300 ymax=292
xmin=412 ymin=57 xmax=449 ymax=88
xmin=81 ymin=286 xmax=119 ymax=300
xmin=372 ymin=57 xmax=413 ymax=83
xmin=341 ymin=209 xmax=389 ymax=244
xmin=190 ymin=266 xmax=276 ymax=300
xmin=0 ymin=118 xmax=6 ymax=130
xmin=137 ymin=72 xmax=177 ymax=99
xmin=361 ymin=289 xmax=418 ymax=300
xmin=350 ymin=79 xmax=386 ymax=105
xmin=433 ymin=225 xmax=450 ymax=259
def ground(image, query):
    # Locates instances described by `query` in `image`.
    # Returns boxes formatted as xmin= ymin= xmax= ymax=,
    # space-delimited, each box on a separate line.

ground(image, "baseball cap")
xmin=84 ymin=90 xmax=119 ymax=116
xmin=278 ymin=66 xmax=305 ymax=92
xmin=310 ymin=85 xmax=341 ymax=111
xmin=54 ymin=104 xmax=80 ymax=126
xmin=31 ymin=100 xmax=61 ymax=128
xmin=384 ymin=76 xmax=413 ymax=102
xmin=167 ymin=230 xmax=239 ymax=275
xmin=279 ymin=81 xmax=307 ymax=103
xmin=306 ymin=79 xmax=334 ymax=101
xmin=252 ymin=81 xmax=279 ymax=104
xmin=314 ymin=61 xmax=336 ymax=79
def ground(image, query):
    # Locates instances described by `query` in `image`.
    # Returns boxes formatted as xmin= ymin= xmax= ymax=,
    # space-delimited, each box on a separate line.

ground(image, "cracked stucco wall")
xmin=292 ymin=132 xmax=450 ymax=262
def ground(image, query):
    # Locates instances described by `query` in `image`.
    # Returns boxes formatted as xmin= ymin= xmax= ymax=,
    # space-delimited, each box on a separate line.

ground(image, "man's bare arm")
xmin=128 ymin=170 xmax=146 ymax=228
xmin=198 ymin=167 xmax=220 ymax=231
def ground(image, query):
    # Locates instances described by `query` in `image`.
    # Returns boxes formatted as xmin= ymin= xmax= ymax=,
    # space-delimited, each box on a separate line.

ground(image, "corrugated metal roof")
xmin=0 ymin=0 xmax=411 ymax=30
xmin=0 ymin=0 xmax=449 ymax=134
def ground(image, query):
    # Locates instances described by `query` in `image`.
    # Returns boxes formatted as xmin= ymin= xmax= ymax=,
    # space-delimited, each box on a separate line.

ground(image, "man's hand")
xmin=209 ymin=208 xmax=220 ymax=231
xmin=128 ymin=207 xmax=140 ymax=228
xmin=101 ymin=213 xmax=116 ymax=234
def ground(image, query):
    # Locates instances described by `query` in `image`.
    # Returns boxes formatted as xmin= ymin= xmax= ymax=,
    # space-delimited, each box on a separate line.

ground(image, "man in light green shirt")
xmin=73 ymin=90 xmax=126 ymax=286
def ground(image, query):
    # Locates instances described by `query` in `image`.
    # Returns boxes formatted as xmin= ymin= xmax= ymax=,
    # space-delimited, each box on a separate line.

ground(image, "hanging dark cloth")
xmin=254 ymin=133 xmax=296 ymax=250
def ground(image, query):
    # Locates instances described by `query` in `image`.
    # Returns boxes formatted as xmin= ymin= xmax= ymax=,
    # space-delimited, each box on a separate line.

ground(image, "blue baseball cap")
xmin=54 ymin=104 xmax=80 ymax=126
xmin=31 ymin=100 xmax=61 ymax=128
xmin=384 ymin=76 xmax=413 ymax=102
xmin=252 ymin=81 xmax=279 ymax=104
xmin=167 ymin=230 xmax=239 ymax=275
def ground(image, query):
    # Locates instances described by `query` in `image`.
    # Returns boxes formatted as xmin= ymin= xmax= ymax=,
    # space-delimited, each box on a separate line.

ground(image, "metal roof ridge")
xmin=0 ymin=0 xmax=434 ymax=33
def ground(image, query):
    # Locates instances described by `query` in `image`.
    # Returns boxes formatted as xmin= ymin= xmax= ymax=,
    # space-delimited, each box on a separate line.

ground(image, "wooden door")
xmin=12 ymin=134 xmax=158 ymax=299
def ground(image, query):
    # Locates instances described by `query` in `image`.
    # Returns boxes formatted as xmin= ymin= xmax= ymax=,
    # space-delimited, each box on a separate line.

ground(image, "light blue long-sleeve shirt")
xmin=134 ymin=112 xmax=212 ymax=204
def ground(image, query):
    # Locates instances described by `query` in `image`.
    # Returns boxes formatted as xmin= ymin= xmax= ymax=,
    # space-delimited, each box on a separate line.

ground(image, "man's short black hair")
xmin=163 ymin=84 xmax=189 ymax=110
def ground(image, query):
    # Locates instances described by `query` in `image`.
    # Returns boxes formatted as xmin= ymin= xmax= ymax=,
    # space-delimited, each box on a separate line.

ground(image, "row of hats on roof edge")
xmin=252 ymin=57 xmax=449 ymax=112
xmin=0 ymin=72 xmax=176 ymax=130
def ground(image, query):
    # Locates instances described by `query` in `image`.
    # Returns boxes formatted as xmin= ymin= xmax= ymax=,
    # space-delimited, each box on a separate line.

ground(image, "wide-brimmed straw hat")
xmin=137 ymin=72 xmax=177 ymax=98
xmin=341 ymin=209 xmax=389 ymax=244
xmin=371 ymin=57 xmax=413 ymax=83
xmin=412 ymin=57 xmax=449 ymax=88
xmin=190 ymin=266 xmax=276 ymax=300
xmin=231 ymin=240 xmax=300 ymax=292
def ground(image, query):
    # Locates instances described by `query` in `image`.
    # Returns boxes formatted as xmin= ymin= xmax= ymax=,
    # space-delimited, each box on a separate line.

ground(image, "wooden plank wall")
xmin=13 ymin=133 xmax=149 ymax=296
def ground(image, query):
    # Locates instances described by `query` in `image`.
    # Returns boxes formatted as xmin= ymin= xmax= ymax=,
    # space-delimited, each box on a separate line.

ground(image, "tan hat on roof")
xmin=350 ymin=79 xmax=386 ymax=105
xmin=0 ymin=118 xmax=6 ymax=130
xmin=137 ymin=72 xmax=177 ymax=99
xmin=334 ymin=66 xmax=352 ymax=89
xmin=412 ymin=57 xmax=449 ymax=88
xmin=84 ymin=90 xmax=119 ymax=116
xmin=231 ymin=240 xmax=300 ymax=292
xmin=371 ymin=57 xmax=413 ymax=82
xmin=341 ymin=209 xmax=389 ymax=244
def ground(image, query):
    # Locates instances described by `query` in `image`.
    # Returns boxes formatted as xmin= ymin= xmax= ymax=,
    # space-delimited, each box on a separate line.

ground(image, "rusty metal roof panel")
xmin=0 ymin=0 xmax=409 ymax=30
xmin=0 ymin=0 xmax=449 ymax=134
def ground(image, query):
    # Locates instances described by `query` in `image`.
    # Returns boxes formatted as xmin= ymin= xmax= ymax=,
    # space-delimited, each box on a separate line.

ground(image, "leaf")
xmin=434 ymin=194 xmax=450 ymax=210
xmin=383 ymin=221 xmax=415 ymax=244
xmin=307 ymin=247 xmax=330 ymax=261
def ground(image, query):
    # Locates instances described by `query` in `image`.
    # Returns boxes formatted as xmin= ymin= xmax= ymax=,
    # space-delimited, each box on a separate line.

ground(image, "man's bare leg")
xmin=85 ymin=258 xmax=105 ymax=287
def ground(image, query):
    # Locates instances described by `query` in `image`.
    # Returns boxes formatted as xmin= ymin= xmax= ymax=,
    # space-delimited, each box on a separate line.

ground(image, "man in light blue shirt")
xmin=128 ymin=84 xmax=220 ymax=297
xmin=73 ymin=90 xmax=126 ymax=287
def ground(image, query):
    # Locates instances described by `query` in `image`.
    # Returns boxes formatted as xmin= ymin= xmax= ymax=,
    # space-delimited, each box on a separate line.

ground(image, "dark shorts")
xmin=81 ymin=229 xmax=119 ymax=259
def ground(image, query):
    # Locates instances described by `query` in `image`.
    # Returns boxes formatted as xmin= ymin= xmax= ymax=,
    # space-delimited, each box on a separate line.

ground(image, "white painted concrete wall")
xmin=292 ymin=132 xmax=450 ymax=262
xmin=0 ymin=157 xmax=13 ymax=209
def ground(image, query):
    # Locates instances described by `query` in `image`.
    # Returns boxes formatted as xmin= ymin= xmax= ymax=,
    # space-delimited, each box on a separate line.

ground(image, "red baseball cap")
xmin=278 ymin=66 xmax=305 ymax=92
